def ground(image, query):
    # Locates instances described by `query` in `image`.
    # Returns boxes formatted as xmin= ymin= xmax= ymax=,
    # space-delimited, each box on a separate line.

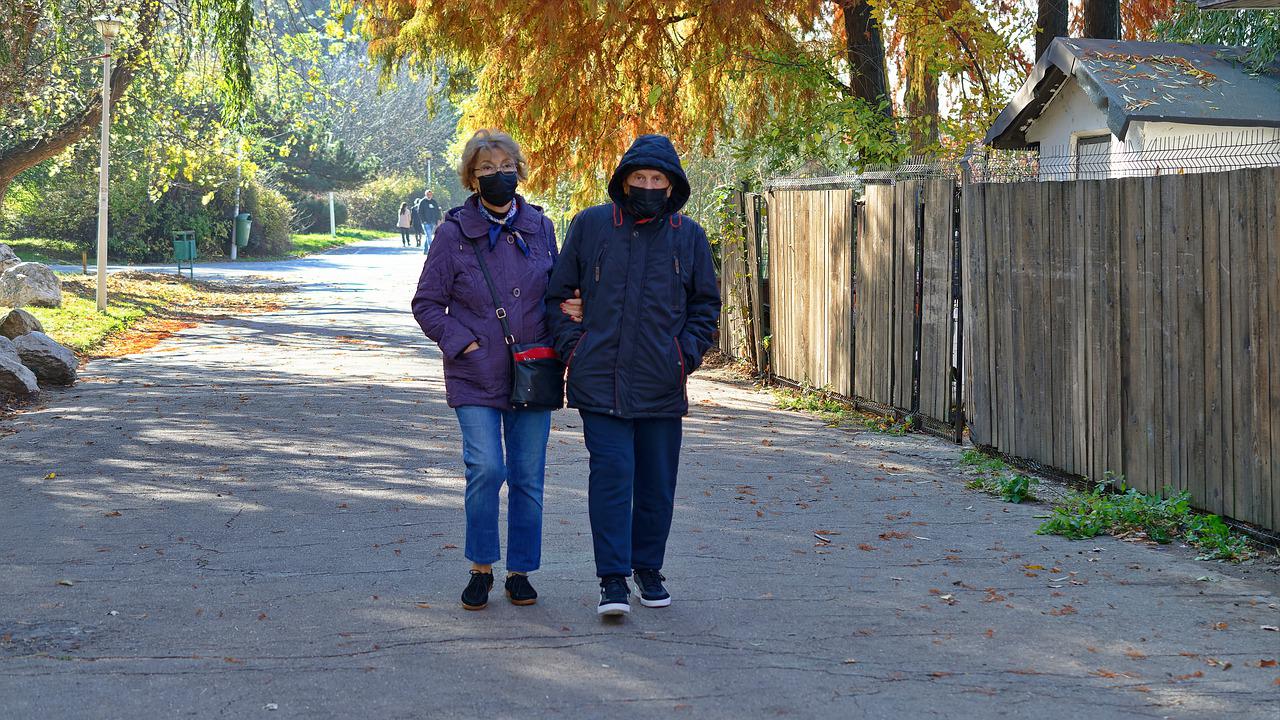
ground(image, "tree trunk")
xmin=841 ymin=0 xmax=891 ymax=116
xmin=0 ymin=0 xmax=160 ymax=212
xmin=905 ymin=45 xmax=939 ymax=154
xmin=1036 ymin=0 xmax=1069 ymax=61
xmin=1083 ymin=0 xmax=1121 ymax=39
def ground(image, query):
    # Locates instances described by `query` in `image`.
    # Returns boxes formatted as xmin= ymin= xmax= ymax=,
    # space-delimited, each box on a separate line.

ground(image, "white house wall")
xmin=1023 ymin=78 xmax=1280 ymax=180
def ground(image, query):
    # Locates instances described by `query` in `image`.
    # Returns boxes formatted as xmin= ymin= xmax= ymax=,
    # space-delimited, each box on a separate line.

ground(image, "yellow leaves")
xmin=43 ymin=472 xmax=55 ymax=480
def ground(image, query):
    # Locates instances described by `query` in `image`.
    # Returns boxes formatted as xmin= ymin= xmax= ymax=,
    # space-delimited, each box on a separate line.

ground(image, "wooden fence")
xmin=961 ymin=167 xmax=1280 ymax=531
xmin=766 ymin=188 xmax=856 ymax=395
xmin=718 ymin=192 xmax=767 ymax=371
xmin=722 ymin=181 xmax=960 ymax=431
xmin=718 ymin=166 xmax=1279 ymax=530
xmin=854 ymin=180 xmax=959 ymax=427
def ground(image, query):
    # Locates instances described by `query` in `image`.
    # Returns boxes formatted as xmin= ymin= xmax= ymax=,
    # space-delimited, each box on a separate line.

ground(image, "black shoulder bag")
xmin=470 ymin=238 xmax=565 ymax=411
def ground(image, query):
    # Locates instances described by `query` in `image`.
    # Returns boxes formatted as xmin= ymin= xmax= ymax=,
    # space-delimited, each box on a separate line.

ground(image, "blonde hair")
xmin=457 ymin=129 xmax=528 ymax=191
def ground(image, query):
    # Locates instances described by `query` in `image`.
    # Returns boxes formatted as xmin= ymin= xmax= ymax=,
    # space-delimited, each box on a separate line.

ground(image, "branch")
xmin=0 ymin=0 xmax=162 ymax=184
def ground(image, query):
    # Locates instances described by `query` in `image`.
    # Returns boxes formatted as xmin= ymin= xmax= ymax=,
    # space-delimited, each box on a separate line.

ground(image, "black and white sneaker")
xmin=634 ymin=569 xmax=671 ymax=608
xmin=597 ymin=575 xmax=631 ymax=616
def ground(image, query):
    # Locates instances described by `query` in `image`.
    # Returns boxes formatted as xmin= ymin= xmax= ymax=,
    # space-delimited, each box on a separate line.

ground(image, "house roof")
xmin=985 ymin=38 xmax=1280 ymax=149
xmin=1195 ymin=0 xmax=1280 ymax=8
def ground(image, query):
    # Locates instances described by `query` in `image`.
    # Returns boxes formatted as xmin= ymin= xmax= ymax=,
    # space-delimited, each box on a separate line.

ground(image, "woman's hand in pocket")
xmin=463 ymin=341 xmax=481 ymax=355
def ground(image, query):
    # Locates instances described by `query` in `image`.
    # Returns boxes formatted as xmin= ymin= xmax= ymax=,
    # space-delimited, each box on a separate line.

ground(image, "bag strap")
xmin=469 ymin=240 xmax=516 ymax=346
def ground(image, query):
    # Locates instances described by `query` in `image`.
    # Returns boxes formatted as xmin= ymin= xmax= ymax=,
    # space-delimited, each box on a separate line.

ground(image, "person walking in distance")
xmin=545 ymin=134 xmax=720 ymax=618
xmin=397 ymin=202 xmax=414 ymax=247
xmin=410 ymin=196 xmax=424 ymax=246
xmin=418 ymin=190 xmax=443 ymax=254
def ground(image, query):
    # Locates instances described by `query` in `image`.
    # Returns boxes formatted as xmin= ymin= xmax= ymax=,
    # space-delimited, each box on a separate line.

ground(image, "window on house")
xmin=1076 ymin=134 xmax=1112 ymax=180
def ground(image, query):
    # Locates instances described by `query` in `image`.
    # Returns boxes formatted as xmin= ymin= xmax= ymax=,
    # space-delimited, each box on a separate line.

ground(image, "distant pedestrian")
xmin=418 ymin=190 xmax=443 ymax=254
xmin=410 ymin=197 xmax=424 ymax=246
xmin=397 ymin=202 xmax=413 ymax=247
xmin=411 ymin=129 xmax=580 ymax=611
xmin=546 ymin=134 xmax=720 ymax=618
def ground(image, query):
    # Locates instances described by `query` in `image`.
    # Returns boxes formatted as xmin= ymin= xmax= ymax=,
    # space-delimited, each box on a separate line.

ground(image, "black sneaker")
xmin=634 ymin=569 xmax=671 ymax=608
xmin=597 ymin=575 xmax=631 ymax=616
xmin=461 ymin=570 xmax=493 ymax=610
xmin=505 ymin=573 xmax=537 ymax=606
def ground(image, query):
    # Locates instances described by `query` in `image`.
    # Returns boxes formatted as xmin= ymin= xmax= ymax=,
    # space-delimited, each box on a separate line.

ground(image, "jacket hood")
xmin=607 ymin=134 xmax=691 ymax=215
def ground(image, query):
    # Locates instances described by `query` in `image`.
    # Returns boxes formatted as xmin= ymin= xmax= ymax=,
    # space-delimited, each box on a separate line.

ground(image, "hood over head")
xmin=607 ymin=134 xmax=691 ymax=215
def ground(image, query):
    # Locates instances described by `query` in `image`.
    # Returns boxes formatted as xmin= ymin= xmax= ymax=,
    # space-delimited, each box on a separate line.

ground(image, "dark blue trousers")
xmin=580 ymin=411 xmax=683 ymax=578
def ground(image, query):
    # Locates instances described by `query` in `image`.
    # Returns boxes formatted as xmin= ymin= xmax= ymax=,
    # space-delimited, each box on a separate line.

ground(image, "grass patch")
xmin=4 ymin=237 xmax=81 ymax=265
xmin=287 ymin=227 xmax=388 ymax=257
xmin=960 ymin=449 xmax=1038 ymax=503
xmin=12 ymin=272 xmax=291 ymax=355
xmin=960 ymin=450 xmax=1258 ymax=562
xmin=1037 ymin=477 xmax=1255 ymax=562
xmin=772 ymin=385 xmax=913 ymax=434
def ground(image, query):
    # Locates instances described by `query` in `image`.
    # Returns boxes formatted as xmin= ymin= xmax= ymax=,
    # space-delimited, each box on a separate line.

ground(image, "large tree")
xmin=358 ymin=1 xmax=896 ymax=193
xmin=0 ymin=0 xmax=255 ymax=210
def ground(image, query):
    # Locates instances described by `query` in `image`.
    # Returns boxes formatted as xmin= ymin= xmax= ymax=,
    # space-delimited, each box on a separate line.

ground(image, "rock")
xmin=0 ymin=244 xmax=20 ymax=273
xmin=0 ymin=336 xmax=38 ymax=396
xmin=13 ymin=331 xmax=77 ymax=386
xmin=0 ymin=308 xmax=45 ymax=339
xmin=0 ymin=262 xmax=62 ymax=308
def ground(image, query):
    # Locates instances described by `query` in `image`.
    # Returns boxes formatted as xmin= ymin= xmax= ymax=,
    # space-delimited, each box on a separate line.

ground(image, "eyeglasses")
xmin=474 ymin=162 xmax=518 ymax=177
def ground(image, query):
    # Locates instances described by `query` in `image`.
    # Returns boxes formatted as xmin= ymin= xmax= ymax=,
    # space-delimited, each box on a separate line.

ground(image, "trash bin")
xmin=235 ymin=212 xmax=252 ymax=248
xmin=172 ymin=231 xmax=196 ymax=279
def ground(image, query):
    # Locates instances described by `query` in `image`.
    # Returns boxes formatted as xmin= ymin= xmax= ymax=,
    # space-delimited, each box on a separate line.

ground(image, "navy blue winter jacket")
xmin=545 ymin=134 xmax=721 ymax=419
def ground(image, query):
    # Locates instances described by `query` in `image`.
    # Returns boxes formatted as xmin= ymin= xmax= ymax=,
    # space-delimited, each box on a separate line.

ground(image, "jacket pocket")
xmin=565 ymin=331 xmax=589 ymax=378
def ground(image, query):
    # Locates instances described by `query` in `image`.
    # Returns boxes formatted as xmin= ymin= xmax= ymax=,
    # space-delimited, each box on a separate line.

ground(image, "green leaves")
xmin=1037 ymin=481 xmax=1256 ymax=562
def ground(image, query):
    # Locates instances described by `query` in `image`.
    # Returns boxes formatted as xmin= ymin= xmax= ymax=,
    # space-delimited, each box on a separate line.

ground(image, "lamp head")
xmin=94 ymin=15 xmax=125 ymax=41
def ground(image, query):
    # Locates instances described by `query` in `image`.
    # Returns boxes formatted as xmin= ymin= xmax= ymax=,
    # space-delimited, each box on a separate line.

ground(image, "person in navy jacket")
xmin=545 ymin=134 xmax=721 ymax=617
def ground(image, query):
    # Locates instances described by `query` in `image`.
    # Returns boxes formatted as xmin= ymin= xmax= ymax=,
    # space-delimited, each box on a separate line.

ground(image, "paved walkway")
xmin=5 ymin=237 xmax=1278 ymax=718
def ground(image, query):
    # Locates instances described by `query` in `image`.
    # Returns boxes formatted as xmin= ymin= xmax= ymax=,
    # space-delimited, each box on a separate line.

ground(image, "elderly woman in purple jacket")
xmin=411 ymin=129 xmax=570 ymax=611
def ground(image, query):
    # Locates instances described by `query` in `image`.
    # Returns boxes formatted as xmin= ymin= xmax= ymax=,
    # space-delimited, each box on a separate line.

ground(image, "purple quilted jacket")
xmin=411 ymin=194 xmax=558 ymax=410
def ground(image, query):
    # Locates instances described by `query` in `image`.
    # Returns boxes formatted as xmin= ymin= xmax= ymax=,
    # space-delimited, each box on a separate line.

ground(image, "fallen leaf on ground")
xmin=56 ymin=579 xmax=74 ymax=586
xmin=415 ymin=603 xmax=430 ymax=609
xmin=104 ymin=511 xmax=122 ymax=517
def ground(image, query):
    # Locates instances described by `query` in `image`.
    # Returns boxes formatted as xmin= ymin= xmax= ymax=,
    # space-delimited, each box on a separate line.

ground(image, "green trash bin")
xmin=235 ymin=212 xmax=252 ymax=248
xmin=172 ymin=231 xmax=196 ymax=278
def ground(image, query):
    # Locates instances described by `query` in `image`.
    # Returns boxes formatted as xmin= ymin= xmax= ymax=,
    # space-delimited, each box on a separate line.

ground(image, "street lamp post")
xmin=93 ymin=15 xmax=124 ymax=313
xmin=425 ymin=151 xmax=433 ymax=188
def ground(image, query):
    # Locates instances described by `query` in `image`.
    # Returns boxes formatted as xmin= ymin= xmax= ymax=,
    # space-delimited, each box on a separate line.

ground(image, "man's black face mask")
xmin=625 ymin=185 xmax=668 ymax=219
xmin=478 ymin=171 xmax=519 ymax=207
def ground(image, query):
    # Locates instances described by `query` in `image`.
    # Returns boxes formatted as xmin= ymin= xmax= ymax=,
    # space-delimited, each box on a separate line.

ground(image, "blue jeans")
xmin=454 ymin=406 xmax=551 ymax=572
xmin=422 ymin=222 xmax=436 ymax=253
xmin=580 ymin=411 xmax=683 ymax=577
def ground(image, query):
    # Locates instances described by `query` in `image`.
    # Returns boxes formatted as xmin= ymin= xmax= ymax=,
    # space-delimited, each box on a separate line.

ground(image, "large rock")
xmin=0 ymin=262 xmax=62 ymax=308
xmin=13 ymin=331 xmax=77 ymax=386
xmin=0 ymin=336 xmax=38 ymax=397
xmin=0 ymin=244 xmax=20 ymax=273
xmin=0 ymin=308 xmax=44 ymax=339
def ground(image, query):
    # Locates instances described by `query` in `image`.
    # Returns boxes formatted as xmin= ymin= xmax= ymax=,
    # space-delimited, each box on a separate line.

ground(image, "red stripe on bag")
xmin=513 ymin=346 xmax=559 ymax=362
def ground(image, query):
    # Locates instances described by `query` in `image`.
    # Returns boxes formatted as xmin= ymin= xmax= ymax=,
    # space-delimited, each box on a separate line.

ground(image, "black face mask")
xmin=625 ymin=185 xmax=668 ymax=219
xmin=478 ymin=171 xmax=518 ymax=207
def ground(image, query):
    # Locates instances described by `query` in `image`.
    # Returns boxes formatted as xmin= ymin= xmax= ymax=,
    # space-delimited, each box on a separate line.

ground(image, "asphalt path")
xmin=6 ymin=236 xmax=1279 ymax=719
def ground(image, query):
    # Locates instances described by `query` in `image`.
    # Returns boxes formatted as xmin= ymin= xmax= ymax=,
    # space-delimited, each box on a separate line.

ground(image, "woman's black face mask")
xmin=625 ymin=185 xmax=668 ymax=219
xmin=478 ymin=171 xmax=519 ymax=207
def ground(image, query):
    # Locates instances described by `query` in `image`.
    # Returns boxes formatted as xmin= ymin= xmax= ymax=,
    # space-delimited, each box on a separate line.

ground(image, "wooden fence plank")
xmin=960 ymin=180 xmax=990 ymax=444
xmin=920 ymin=179 xmax=954 ymax=423
xmin=1259 ymin=167 xmax=1278 ymax=530
xmin=1118 ymin=177 xmax=1151 ymax=495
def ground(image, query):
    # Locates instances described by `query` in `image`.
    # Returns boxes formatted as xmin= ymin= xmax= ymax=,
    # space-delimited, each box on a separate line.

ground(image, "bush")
xmin=345 ymin=173 xmax=426 ymax=231
xmin=293 ymin=195 xmax=349 ymax=234
xmin=3 ymin=148 xmax=296 ymax=262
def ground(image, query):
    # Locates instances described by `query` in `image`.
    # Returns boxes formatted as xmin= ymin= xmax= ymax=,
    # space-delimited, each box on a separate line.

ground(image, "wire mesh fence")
xmin=965 ymin=129 xmax=1280 ymax=183
xmin=763 ymin=129 xmax=1280 ymax=190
